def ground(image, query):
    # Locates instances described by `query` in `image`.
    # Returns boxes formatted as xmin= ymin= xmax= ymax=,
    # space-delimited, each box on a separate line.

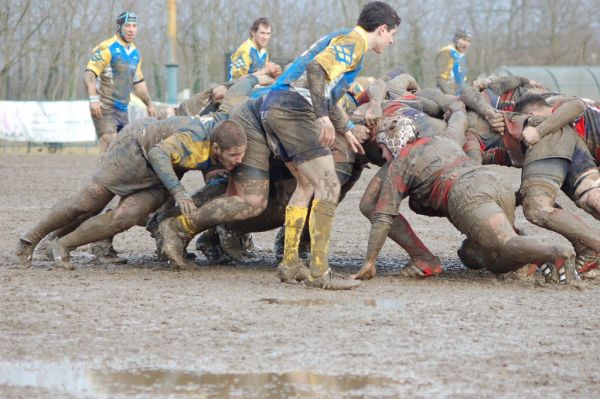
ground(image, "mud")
xmin=1 ymin=154 xmax=600 ymax=398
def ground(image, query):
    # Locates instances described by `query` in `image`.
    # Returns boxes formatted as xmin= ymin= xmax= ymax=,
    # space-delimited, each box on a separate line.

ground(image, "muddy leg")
xmin=15 ymin=183 xmax=114 ymax=267
xmin=54 ymin=189 xmax=169 ymax=269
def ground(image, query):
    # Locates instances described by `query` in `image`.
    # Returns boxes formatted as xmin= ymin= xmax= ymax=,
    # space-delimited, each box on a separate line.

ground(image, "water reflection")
xmin=259 ymin=297 xmax=403 ymax=310
xmin=0 ymin=362 xmax=398 ymax=398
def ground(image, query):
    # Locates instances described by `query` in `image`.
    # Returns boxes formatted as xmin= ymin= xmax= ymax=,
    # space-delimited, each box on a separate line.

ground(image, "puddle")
xmin=0 ymin=362 xmax=398 ymax=398
xmin=259 ymin=297 xmax=403 ymax=310
xmin=364 ymin=298 xmax=404 ymax=310
xmin=259 ymin=298 xmax=340 ymax=306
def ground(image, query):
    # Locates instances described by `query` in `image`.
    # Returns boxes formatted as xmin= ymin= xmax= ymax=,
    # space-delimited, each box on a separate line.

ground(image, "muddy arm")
xmin=534 ymin=98 xmax=587 ymax=138
xmin=417 ymin=88 xmax=455 ymax=116
xmin=487 ymin=76 xmax=530 ymax=95
xmin=365 ymin=213 xmax=393 ymax=265
xmin=440 ymin=103 xmax=468 ymax=146
xmin=461 ymin=87 xmax=495 ymax=115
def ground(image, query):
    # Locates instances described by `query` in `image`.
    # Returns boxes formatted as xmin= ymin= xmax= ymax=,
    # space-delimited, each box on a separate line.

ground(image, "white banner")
xmin=0 ymin=101 xmax=96 ymax=142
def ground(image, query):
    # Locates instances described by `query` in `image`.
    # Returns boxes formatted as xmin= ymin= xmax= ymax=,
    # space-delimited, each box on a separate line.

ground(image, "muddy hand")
xmin=211 ymin=85 xmax=228 ymax=102
xmin=352 ymin=262 xmax=376 ymax=280
xmin=364 ymin=103 xmax=382 ymax=127
xmin=175 ymin=191 xmax=196 ymax=219
xmin=344 ymin=130 xmax=365 ymax=155
xmin=483 ymin=108 xmax=504 ymax=134
xmin=317 ymin=116 xmax=336 ymax=148
xmin=522 ymin=126 xmax=541 ymax=146
xmin=90 ymin=101 xmax=102 ymax=119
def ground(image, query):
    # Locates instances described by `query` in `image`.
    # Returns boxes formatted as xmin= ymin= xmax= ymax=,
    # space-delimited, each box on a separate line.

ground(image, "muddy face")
xmin=214 ymin=144 xmax=246 ymax=171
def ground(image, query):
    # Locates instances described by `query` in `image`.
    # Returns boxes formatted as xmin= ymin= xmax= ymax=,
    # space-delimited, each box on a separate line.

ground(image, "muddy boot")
xmin=14 ymin=238 xmax=35 ymax=268
xmin=276 ymin=261 xmax=309 ymax=283
xmin=195 ymin=228 xmax=223 ymax=263
xmin=216 ymin=224 xmax=250 ymax=264
xmin=385 ymin=257 xmax=443 ymax=278
xmin=304 ymin=268 xmax=360 ymax=290
xmin=575 ymin=247 xmax=600 ymax=275
xmin=90 ymin=239 xmax=127 ymax=265
xmin=157 ymin=218 xmax=195 ymax=270
xmin=51 ymin=239 xmax=75 ymax=270
xmin=36 ymin=232 xmax=58 ymax=261
xmin=241 ymin=234 xmax=259 ymax=258
xmin=540 ymin=255 xmax=580 ymax=286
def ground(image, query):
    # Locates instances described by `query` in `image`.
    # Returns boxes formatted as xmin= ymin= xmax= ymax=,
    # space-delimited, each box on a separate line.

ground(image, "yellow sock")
xmin=281 ymin=206 xmax=309 ymax=265
xmin=308 ymin=200 xmax=337 ymax=278
xmin=175 ymin=215 xmax=196 ymax=237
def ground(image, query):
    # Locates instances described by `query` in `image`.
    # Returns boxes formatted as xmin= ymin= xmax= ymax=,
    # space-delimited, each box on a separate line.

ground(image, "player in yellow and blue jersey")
xmin=84 ymin=11 xmax=156 ymax=155
xmin=228 ymin=17 xmax=281 ymax=81
xmin=155 ymin=1 xmax=402 ymax=289
xmin=435 ymin=27 xmax=473 ymax=95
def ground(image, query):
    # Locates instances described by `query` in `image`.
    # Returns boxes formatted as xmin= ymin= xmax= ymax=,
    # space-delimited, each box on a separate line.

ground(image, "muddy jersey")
xmin=86 ymin=35 xmax=143 ymax=112
xmin=544 ymin=94 xmax=600 ymax=163
xmin=228 ymin=38 xmax=269 ymax=81
xmin=270 ymin=26 xmax=367 ymax=108
xmin=375 ymin=136 xmax=479 ymax=216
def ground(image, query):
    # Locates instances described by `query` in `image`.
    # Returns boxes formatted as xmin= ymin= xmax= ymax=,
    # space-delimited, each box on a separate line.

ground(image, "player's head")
xmin=250 ymin=17 xmax=272 ymax=49
xmin=515 ymin=93 xmax=551 ymax=116
xmin=357 ymin=2 xmax=401 ymax=54
xmin=116 ymin=11 xmax=138 ymax=43
xmin=211 ymin=120 xmax=247 ymax=171
xmin=377 ymin=115 xmax=419 ymax=161
xmin=453 ymin=27 xmax=472 ymax=53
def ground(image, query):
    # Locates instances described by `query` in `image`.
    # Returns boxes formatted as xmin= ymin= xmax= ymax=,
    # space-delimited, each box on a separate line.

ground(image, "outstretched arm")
xmin=352 ymin=213 xmax=393 ymax=280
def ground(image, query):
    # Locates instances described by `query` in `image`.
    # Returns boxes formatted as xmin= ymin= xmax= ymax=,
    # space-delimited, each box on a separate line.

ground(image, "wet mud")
xmin=1 ymin=154 xmax=600 ymax=398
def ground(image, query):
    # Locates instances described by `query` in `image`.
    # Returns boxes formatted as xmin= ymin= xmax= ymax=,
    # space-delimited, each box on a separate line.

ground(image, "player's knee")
xmin=359 ymin=197 xmax=375 ymax=219
xmin=522 ymin=197 xmax=553 ymax=227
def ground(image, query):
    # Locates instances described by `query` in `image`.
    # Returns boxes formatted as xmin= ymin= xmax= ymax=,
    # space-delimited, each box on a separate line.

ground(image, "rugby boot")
xmin=575 ymin=248 xmax=600 ymax=275
xmin=51 ymin=239 xmax=75 ymax=270
xmin=195 ymin=228 xmax=223 ymax=263
xmin=36 ymin=232 xmax=58 ymax=261
xmin=216 ymin=224 xmax=251 ymax=264
xmin=276 ymin=261 xmax=309 ymax=283
xmin=385 ymin=257 xmax=443 ymax=278
xmin=540 ymin=253 xmax=580 ymax=285
xmin=304 ymin=268 xmax=360 ymax=290
xmin=157 ymin=217 xmax=195 ymax=270
xmin=240 ymin=233 xmax=259 ymax=258
xmin=14 ymin=238 xmax=35 ymax=268
xmin=90 ymin=239 xmax=127 ymax=265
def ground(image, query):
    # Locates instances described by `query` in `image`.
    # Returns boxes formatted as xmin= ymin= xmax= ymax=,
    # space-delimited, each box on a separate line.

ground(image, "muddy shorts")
xmin=92 ymin=122 xmax=164 ymax=197
xmin=261 ymin=91 xmax=331 ymax=164
xmin=92 ymin=106 xmax=129 ymax=138
xmin=521 ymin=139 xmax=596 ymax=200
xmin=229 ymin=101 xmax=271 ymax=181
xmin=447 ymin=169 xmax=516 ymax=239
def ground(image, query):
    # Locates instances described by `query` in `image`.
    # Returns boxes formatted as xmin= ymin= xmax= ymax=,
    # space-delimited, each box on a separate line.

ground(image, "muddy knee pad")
xmin=520 ymin=179 xmax=560 ymax=226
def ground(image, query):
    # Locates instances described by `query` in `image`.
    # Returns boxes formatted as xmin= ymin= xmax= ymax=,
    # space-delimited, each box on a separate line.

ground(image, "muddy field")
xmin=1 ymin=153 xmax=599 ymax=398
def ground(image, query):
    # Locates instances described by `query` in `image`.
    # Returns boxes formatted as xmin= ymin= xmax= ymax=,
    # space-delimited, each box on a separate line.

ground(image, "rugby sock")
xmin=281 ymin=206 xmax=308 ymax=265
xmin=308 ymin=200 xmax=336 ymax=278
xmin=175 ymin=215 xmax=196 ymax=238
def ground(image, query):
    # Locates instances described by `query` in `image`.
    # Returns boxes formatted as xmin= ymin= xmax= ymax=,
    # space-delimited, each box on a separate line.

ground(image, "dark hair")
xmin=250 ymin=17 xmax=271 ymax=34
xmin=212 ymin=120 xmax=247 ymax=149
xmin=515 ymin=93 xmax=548 ymax=114
xmin=357 ymin=1 xmax=401 ymax=32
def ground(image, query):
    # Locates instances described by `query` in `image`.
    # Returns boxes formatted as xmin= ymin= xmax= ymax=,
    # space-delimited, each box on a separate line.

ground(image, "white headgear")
xmin=376 ymin=115 xmax=418 ymax=158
